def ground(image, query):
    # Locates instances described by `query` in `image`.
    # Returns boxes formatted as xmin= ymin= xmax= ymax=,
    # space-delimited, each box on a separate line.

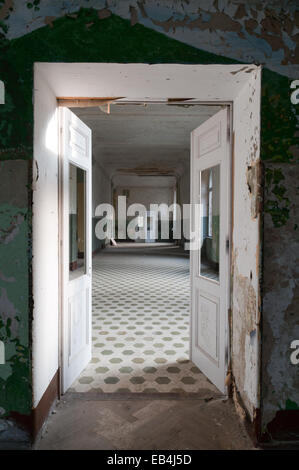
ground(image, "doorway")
xmin=59 ymin=101 xmax=230 ymax=395
xmin=32 ymin=63 xmax=261 ymax=426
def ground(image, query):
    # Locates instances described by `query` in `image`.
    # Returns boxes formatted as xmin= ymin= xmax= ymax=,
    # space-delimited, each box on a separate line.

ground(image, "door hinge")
xmin=226 ymin=237 xmax=230 ymax=253
xmin=225 ymin=346 xmax=229 ymax=365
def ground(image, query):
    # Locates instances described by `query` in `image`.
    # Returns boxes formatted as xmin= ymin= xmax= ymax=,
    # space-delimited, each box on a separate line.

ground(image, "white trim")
xmin=33 ymin=63 xmax=261 ymax=413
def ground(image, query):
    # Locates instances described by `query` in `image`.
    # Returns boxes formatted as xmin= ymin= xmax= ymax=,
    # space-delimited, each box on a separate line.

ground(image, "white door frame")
xmin=33 ymin=63 xmax=261 ymax=416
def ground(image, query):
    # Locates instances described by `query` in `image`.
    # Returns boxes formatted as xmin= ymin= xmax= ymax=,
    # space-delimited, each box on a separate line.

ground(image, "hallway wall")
xmin=4 ymin=0 xmax=297 ymax=79
xmin=92 ymin=160 xmax=112 ymax=252
xmin=114 ymin=185 xmax=174 ymax=210
xmin=178 ymin=166 xmax=190 ymax=244
xmin=112 ymin=175 xmax=178 ymax=242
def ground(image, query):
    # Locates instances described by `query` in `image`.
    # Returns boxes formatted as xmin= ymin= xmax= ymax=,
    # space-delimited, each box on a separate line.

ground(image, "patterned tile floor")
xmin=71 ymin=245 xmax=218 ymax=394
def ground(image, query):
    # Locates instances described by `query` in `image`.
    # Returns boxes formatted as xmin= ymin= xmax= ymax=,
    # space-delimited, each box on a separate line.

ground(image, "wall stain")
xmin=247 ymin=161 xmax=262 ymax=219
xmin=232 ymin=261 xmax=258 ymax=417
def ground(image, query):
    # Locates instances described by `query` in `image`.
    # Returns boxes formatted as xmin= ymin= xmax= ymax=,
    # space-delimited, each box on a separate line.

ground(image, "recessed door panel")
xmin=196 ymin=290 xmax=219 ymax=364
xmin=190 ymin=108 xmax=230 ymax=394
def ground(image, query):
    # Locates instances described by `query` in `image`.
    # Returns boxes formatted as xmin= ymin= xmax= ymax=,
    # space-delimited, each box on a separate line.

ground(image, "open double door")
xmin=59 ymin=107 xmax=230 ymax=395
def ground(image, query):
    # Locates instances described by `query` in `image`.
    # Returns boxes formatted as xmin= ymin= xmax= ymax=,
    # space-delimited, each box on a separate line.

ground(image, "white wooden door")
xmin=190 ymin=108 xmax=230 ymax=394
xmin=60 ymin=107 xmax=92 ymax=393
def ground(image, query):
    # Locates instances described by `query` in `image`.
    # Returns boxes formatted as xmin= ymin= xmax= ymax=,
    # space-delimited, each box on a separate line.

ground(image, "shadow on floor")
xmin=36 ymin=393 xmax=255 ymax=450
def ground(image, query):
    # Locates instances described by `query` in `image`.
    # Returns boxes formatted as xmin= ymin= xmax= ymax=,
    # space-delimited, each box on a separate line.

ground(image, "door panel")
xmin=60 ymin=107 xmax=92 ymax=393
xmin=190 ymin=108 xmax=230 ymax=394
xmin=196 ymin=290 xmax=219 ymax=364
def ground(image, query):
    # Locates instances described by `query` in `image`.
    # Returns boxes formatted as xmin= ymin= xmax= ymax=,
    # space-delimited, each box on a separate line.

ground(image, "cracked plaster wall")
xmin=2 ymin=0 xmax=298 ymax=78
xmin=262 ymin=161 xmax=299 ymax=434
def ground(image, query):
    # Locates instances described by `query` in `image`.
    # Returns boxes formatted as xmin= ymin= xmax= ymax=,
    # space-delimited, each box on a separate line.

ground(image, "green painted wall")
xmin=0 ymin=206 xmax=31 ymax=415
xmin=0 ymin=161 xmax=31 ymax=417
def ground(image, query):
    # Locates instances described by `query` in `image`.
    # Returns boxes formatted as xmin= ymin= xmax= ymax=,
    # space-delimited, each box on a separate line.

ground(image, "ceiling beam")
xmin=57 ymin=97 xmax=124 ymax=107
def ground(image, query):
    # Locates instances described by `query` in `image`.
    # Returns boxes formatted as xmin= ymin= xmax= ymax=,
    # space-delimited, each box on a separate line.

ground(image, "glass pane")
xmin=69 ymin=164 xmax=86 ymax=280
xmin=199 ymin=164 xmax=220 ymax=281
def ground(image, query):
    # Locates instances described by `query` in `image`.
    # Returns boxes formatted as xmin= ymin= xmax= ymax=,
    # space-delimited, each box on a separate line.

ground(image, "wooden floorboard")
xmin=36 ymin=393 xmax=255 ymax=450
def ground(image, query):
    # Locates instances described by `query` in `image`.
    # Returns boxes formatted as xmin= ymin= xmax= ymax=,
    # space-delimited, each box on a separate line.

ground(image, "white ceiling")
xmin=73 ymin=102 xmax=222 ymax=178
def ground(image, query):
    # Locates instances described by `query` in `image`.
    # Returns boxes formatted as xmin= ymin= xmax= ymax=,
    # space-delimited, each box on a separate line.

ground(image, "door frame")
xmin=33 ymin=63 xmax=261 ymax=422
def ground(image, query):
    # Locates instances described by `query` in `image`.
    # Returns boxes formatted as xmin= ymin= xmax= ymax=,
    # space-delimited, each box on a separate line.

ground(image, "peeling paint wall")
xmin=3 ymin=0 xmax=298 ymax=78
xmin=260 ymin=70 xmax=299 ymax=439
xmin=262 ymin=161 xmax=299 ymax=438
xmin=0 ymin=160 xmax=31 ymax=417
xmin=0 ymin=1 xmax=298 ymax=443
xmin=231 ymin=69 xmax=261 ymax=419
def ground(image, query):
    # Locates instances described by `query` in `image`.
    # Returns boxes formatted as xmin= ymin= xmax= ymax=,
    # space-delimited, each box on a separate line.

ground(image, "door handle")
xmin=226 ymin=237 xmax=230 ymax=253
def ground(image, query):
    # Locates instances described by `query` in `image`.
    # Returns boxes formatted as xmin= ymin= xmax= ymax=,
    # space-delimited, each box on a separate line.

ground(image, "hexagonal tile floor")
xmin=70 ymin=245 xmax=218 ymax=394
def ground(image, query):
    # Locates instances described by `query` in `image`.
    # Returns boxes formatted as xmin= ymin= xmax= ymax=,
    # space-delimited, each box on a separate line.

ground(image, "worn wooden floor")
xmin=36 ymin=393 xmax=254 ymax=450
xmin=37 ymin=247 xmax=254 ymax=450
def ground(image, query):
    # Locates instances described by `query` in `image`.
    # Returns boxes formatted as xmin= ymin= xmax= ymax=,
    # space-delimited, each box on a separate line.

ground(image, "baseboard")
xmin=10 ymin=369 xmax=60 ymax=443
xmin=260 ymin=410 xmax=299 ymax=444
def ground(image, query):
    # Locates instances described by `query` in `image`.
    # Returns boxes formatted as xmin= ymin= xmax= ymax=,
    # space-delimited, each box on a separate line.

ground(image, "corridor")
xmin=37 ymin=245 xmax=254 ymax=450
xmin=71 ymin=245 xmax=218 ymax=394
